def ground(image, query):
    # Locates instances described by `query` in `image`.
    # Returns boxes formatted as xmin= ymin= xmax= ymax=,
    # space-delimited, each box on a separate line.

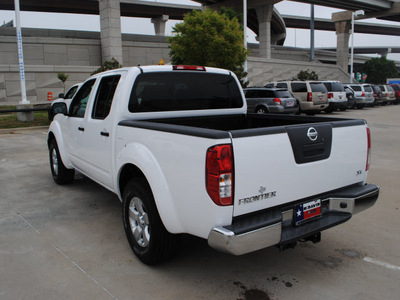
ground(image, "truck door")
xmin=64 ymin=79 xmax=97 ymax=167
xmin=77 ymin=74 xmax=121 ymax=189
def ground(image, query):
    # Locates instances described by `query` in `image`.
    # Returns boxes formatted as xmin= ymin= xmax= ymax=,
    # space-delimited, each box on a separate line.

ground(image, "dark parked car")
xmin=389 ymin=83 xmax=400 ymax=104
xmin=371 ymin=84 xmax=385 ymax=106
xmin=244 ymin=87 xmax=299 ymax=114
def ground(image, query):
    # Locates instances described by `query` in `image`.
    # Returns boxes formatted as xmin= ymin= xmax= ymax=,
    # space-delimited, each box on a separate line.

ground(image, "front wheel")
xmin=49 ymin=139 xmax=75 ymax=184
xmin=122 ymin=179 xmax=180 ymax=265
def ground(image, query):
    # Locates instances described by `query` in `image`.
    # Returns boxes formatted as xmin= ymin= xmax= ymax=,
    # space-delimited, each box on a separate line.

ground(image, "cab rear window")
xmin=129 ymin=72 xmax=243 ymax=112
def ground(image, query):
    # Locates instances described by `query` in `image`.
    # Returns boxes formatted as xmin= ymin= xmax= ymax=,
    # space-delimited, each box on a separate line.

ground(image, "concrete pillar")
xmin=99 ymin=0 xmax=123 ymax=64
xmin=151 ymin=15 xmax=169 ymax=36
xmin=255 ymin=3 xmax=274 ymax=59
xmin=332 ymin=11 xmax=352 ymax=71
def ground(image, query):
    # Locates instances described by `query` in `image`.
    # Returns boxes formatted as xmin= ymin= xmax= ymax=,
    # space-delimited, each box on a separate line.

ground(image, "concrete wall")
xmin=0 ymin=27 xmax=349 ymax=104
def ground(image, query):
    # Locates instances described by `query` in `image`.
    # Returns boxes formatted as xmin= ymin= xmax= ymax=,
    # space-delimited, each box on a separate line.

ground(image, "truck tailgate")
xmin=231 ymin=122 xmax=369 ymax=217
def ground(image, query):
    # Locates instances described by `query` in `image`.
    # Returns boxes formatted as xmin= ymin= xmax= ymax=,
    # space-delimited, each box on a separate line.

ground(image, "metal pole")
xmin=14 ymin=0 xmax=28 ymax=104
xmin=310 ymin=4 xmax=315 ymax=61
xmin=350 ymin=12 xmax=354 ymax=83
xmin=243 ymin=0 xmax=248 ymax=84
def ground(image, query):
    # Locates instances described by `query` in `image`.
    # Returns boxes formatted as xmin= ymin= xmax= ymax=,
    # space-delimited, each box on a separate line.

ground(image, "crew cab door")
xmin=77 ymin=74 xmax=122 ymax=189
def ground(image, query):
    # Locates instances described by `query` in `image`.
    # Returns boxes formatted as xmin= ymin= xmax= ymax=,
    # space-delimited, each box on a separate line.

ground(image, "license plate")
xmin=295 ymin=199 xmax=321 ymax=225
xmin=286 ymin=101 xmax=294 ymax=107
xmin=318 ymin=96 xmax=323 ymax=100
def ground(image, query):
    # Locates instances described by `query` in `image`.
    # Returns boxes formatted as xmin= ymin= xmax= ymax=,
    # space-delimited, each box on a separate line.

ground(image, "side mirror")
xmin=58 ymin=93 xmax=65 ymax=99
xmin=49 ymin=103 xmax=68 ymax=121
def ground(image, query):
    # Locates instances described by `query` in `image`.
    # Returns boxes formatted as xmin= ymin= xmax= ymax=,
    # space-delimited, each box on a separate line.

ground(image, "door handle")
xmin=78 ymin=127 xmax=85 ymax=132
xmin=100 ymin=131 xmax=109 ymax=137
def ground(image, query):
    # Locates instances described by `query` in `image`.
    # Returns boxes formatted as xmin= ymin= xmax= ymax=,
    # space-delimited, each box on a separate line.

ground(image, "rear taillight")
xmin=307 ymin=93 xmax=312 ymax=102
xmin=206 ymin=145 xmax=233 ymax=206
xmin=366 ymin=127 xmax=371 ymax=171
xmin=361 ymin=92 xmax=365 ymax=97
xmin=173 ymin=65 xmax=206 ymax=71
xmin=328 ymin=92 xmax=333 ymax=99
xmin=273 ymin=98 xmax=282 ymax=105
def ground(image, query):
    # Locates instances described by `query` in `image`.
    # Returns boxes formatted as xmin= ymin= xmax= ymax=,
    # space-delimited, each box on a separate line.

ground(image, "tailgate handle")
xmin=302 ymin=142 xmax=324 ymax=157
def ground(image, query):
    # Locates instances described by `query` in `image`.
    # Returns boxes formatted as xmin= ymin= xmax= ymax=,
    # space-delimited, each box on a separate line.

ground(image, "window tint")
xmin=65 ymin=85 xmax=79 ymax=99
xmin=310 ymin=83 xmax=327 ymax=92
xmin=291 ymin=82 xmax=307 ymax=93
xmin=69 ymin=79 xmax=96 ymax=118
xmin=391 ymin=85 xmax=400 ymax=91
xmin=276 ymin=83 xmax=287 ymax=89
xmin=350 ymin=85 xmax=362 ymax=91
xmin=325 ymin=82 xmax=344 ymax=92
xmin=275 ymin=90 xmax=292 ymax=98
xmin=92 ymin=75 xmax=121 ymax=119
xmin=129 ymin=72 xmax=242 ymax=112
xmin=364 ymin=85 xmax=373 ymax=92
xmin=259 ymin=90 xmax=275 ymax=98
xmin=245 ymin=90 xmax=257 ymax=98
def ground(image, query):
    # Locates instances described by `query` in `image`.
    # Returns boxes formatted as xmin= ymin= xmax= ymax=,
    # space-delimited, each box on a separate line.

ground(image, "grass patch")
xmin=0 ymin=109 xmax=50 ymax=129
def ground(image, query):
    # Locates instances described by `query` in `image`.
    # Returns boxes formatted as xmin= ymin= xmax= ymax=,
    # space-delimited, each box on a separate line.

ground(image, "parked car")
xmin=344 ymin=84 xmax=374 ymax=108
xmin=370 ymin=85 xmax=385 ymax=106
xmin=321 ymin=81 xmax=347 ymax=112
xmin=389 ymin=83 xmax=400 ymax=104
xmin=265 ymin=81 xmax=328 ymax=115
xmin=379 ymin=84 xmax=396 ymax=104
xmin=344 ymin=86 xmax=356 ymax=108
xmin=244 ymin=87 xmax=299 ymax=114
xmin=49 ymin=83 xmax=82 ymax=120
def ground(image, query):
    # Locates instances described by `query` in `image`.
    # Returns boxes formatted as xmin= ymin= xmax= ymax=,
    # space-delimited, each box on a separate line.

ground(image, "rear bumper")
xmin=208 ymin=183 xmax=379 ymax=255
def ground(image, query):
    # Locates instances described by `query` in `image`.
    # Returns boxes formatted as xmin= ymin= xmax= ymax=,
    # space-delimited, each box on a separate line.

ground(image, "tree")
xmin=57 ymin=72 xmax=69 ymax=94
xmin=168 ymin=8 xmax=249 ymax=87
xmin=293 ymin=69 xmax=319 ymax=81
xmin=363 ymin=57 xmax=399 ymax=84
xmin=91 ymin=57 xmax=122 ymax=75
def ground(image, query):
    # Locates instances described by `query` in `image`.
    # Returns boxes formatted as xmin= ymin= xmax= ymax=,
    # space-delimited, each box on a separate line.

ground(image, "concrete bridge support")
xmin=152 ymin=15 xmax=169 ymax=36
xmin=99 ymin=0 xmax=123 ymax=64
xmin=332 ymin=11 xmax=352 ymax=72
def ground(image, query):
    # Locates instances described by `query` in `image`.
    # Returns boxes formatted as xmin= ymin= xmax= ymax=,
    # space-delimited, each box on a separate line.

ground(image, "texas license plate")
xmin=295 ymin=199 xmax=321 ymax=225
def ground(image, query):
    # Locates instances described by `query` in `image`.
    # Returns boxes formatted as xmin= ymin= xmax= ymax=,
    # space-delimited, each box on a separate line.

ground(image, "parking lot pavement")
xmin=1 ymin=105 xmax=399 ymax=300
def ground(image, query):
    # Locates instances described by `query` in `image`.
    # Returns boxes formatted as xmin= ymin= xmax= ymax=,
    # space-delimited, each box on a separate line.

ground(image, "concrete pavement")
xmin=0 ymin=105 xmax=399 ymax=300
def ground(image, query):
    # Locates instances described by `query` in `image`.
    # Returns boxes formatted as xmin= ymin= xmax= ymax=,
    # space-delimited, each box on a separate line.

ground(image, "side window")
xmin=245 ymin=90 xmax=256 ymax=98
xmin=64 ymin=85 xmax=79 ymax=99
xmin=69 ymin=79 xmax=96 ymax=118
xmin=260 ymin=90 xmax=274 ymax=98
xmin=291 ymin=83 xmax=307 ymax=93
xmin=92 ymin=75 xmax=121 ymax=119
xmin=276 ymin=83 xmax=287 ymax=89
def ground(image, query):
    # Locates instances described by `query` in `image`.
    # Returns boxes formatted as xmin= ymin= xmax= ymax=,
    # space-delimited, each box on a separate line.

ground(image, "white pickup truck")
xmin=48 ymin=65 xmax=379 ymax=265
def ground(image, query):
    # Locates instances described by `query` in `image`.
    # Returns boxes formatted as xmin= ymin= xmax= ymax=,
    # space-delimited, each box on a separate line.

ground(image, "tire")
xmin=49 ymin=139 xmax=75 ymax=185
xmin=256 ymin=107 xmax=268 ymax=114
xmin=122 ymin=178 xmax=180 ymax=265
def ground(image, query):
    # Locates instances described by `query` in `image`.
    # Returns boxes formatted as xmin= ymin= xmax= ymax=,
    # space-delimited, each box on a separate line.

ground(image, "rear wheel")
xmin=122 ymin=178 xmax=180 ymax=265
xmin=256 ymin=107 xmax=268 ymax=114
xmin=49 ymin=139 xmax=75 ymax=184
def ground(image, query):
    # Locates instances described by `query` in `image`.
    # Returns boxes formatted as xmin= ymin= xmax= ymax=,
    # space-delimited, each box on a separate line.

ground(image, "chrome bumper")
xmin=208 ymin=184 xmax=379 ymax=256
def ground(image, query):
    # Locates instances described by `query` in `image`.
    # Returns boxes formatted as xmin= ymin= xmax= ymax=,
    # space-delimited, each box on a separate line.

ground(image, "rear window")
xmin=323 ymin=82 xmax=344 ymax=92
xmin=310 ymin=83 xmax=327 ymax=93
xmin=387 ymin=86 xmax=395 ymax=92
xmin=391 ymin=85 xmax=400 ymax=91
xmin=129 ymin=72 xmax=243 ymax=112
xmin=275 ymin=90 xmax=292 ymax=98
xmin=350 ymin=85 xmax=362 ymax=91
xmin=364 ymin=86 xmax=373 ymax=92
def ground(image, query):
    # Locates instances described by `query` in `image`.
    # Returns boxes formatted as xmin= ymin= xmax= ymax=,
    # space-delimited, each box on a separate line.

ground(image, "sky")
xmin=1 ymin=0 xmax=400 ymax=61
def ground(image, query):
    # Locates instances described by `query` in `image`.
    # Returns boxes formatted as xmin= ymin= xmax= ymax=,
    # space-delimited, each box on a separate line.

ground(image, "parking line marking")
xmin=18 ymin=213 xmax=119 ymax=300
xmin=363 ymin=257 xmax=400 ymax=272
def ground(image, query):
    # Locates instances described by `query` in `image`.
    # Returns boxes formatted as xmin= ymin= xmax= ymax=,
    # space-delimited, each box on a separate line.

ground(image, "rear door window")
xmin=291 ymin=83 xmax=307 ymax=92
xmin=92 ymin=75 xmax=121 ymax=120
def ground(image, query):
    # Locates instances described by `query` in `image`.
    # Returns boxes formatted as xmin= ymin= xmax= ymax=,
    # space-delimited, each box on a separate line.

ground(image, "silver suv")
xmin=244 ymin=87 xmax=299 ymax=114
xmin=344 ymin=84 xmax=374 ymax=108
xmin=266 ymin=81 xmax=328 ymax=115
xmin=321 ymin=81 xmax=347 ymax=112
